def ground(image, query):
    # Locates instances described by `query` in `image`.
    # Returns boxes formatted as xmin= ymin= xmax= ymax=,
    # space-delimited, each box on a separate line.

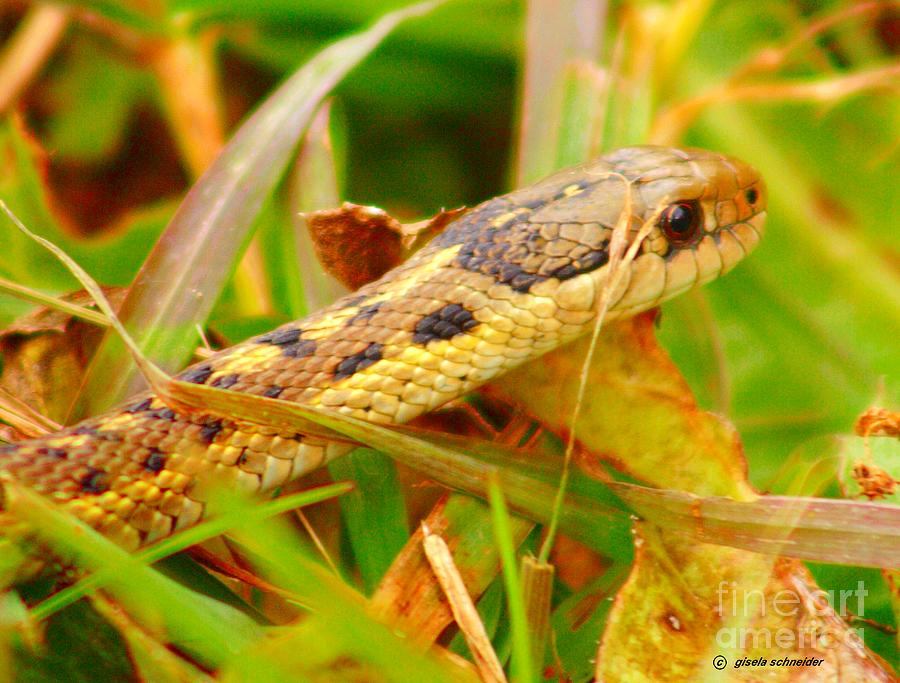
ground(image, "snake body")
xmin=0 ymin=146 xmax=766 ymax=555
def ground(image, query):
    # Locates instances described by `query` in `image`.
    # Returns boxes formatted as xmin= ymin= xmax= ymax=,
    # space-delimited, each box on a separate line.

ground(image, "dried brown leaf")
xmin=488 ymin=305 xmax=894 ymax=676
xmin=0 ymin=288 xmax=125 ymax=424
xmin=488 ymin=312 xmax=754 ymax=499
xmin=856 ymin=407 xmax=900 ymax=439
xmin=304 ymin=203 xmax=405 ymax=290
xmin=371 ymin=494 xmax=532 ymax=645
xmin=852 ymin=461 xmax=898 ymax=501
xmin=304 ymin=203 xmax=465 ymax=290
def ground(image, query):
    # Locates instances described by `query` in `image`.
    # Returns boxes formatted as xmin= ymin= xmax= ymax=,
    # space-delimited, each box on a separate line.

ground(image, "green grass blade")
xmin=30 ymin=482 xmax=352 ymax=621
xmin=0 ymin=276 xmax=108 ymax=327
xmin=488 ymin=476 xmax=533 ymax=683
xmin=328 ymin=448 xmax=409 ymax=594
xmin=3 ymin=483 xmax=263 ymax=669
xmin=211 ymin=488 xmax=472 ymax=682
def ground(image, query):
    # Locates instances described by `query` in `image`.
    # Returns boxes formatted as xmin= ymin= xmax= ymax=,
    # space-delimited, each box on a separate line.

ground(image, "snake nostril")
xmin=745 ymin=188 xmax=758 ymax=205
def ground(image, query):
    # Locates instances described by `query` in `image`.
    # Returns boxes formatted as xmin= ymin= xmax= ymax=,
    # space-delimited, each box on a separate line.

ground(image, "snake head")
xmin=482 ymin=145 xmax=767 ymax=321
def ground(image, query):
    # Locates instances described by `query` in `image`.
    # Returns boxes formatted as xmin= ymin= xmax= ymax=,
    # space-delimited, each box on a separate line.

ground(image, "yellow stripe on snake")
xmin=0 ymin=146 xmax=766 ymax=558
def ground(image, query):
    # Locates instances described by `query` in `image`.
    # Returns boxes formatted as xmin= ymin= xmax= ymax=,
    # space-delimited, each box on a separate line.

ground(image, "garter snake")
xmin=0 ymin=145 xmax=766 ymax=559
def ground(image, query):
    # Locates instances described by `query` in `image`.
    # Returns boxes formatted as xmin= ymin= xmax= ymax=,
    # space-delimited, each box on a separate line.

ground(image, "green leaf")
xmin=329 ymin=448 xmax=409 ymax=594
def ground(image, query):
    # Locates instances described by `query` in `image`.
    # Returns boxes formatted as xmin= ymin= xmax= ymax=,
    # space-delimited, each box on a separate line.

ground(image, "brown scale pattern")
xmin=0 ymin=146 xmax=767 ymax=557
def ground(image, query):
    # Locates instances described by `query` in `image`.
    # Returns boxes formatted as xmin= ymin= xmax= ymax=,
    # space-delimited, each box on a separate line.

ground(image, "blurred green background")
xmin=0 ymin=0 xmax=898 ymax=673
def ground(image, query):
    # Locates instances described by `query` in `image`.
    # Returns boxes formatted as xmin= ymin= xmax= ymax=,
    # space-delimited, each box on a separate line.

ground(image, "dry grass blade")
xmin=423 ymin=524 xmax=507 ymax=683
xmin=0 ymin=4 xmax=71 ymax=112
xmin=187 ymin=546 xmax=298 ymax=603
xmin=521 ymin=556 xmax=554 ymax=674
xmin=738 ymin=1 xmax=899 ymax=79
xmin=0 ymin=386 xmax=60 ymax=438
xmin=2 ymin=202 xmax=172 ymax=390
xmin=651 ymin=2 xmax=900 ymax=143
xmin=0 ymin=275 xmax=109 ymax=327
xmin=294 ymin=508 xmax=341 ymax=577
xmin=611 ymin=482 xmax=900 ymax=568
xmin=539 ymin=176 xmax=664 ymax=562
xmin=654 ymin=63 xmax=900 ymax=143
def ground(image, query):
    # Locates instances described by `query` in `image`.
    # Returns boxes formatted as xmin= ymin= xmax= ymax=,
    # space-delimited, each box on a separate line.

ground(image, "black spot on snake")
xmin=127 ymin=398 xmax=154 ymax=413
xmin=256 ymin=327 xmax=301 ymax=345
xmin=211 ymin=373 xmax=239 ymax=389
xmin=334 ymin=342 xmax=384 ymax=379
xmin=73 ymin=425 xmax=98 ymax=437
xmin=550 ymin=249 xmax=609 ymax=281
xmin=263 ymin=386 xmax=284 ymax=398
xmin=81 ymin=468 xmax=109 ymax=494
xmin=144 ymin=449 xmax=166 ymax=473
xmin=551 ymin=263 xmax=577 ymax=279
xmin=180 ymin=363 xmax=214 ymax=385
xmin=576 ymin=249 xmax=609 ymax=272
xmin=199 ymin=421 xmax=223 ymax=445
xmin=37 ymin=447 xmax=67 ymax=459
xmin=342 ymin=294 xmax=368 ymax=308
xmin=413 ymin=303 xmax=478 ymax=344
xmin=517 ymin=195 xmax=553 ymax=210
xmin=496 ymin=263 xmax=524 ymax=285
xmin=148 ymin=407 xmax=176 ymax=421
xmin=348 ymin=302 xmax=383 ymax=325
xmin=509 ymin=273 xmax=541 ymax=292
xmin=281 ymin=339 xmax=317 ymax=359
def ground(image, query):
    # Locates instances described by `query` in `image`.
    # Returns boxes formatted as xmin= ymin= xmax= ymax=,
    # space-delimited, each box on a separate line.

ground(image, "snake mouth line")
xmin=610 ymin=209 xmax=766 ymax=317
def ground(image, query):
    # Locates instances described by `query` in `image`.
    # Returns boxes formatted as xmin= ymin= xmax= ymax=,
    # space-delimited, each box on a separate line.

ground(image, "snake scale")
xmin=0 ymin=146 xmax=766 ymax=561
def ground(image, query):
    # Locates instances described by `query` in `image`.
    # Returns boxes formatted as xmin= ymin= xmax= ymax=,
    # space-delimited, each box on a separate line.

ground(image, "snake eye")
xmin=659 ymin=201 xmax=701 ymax=245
